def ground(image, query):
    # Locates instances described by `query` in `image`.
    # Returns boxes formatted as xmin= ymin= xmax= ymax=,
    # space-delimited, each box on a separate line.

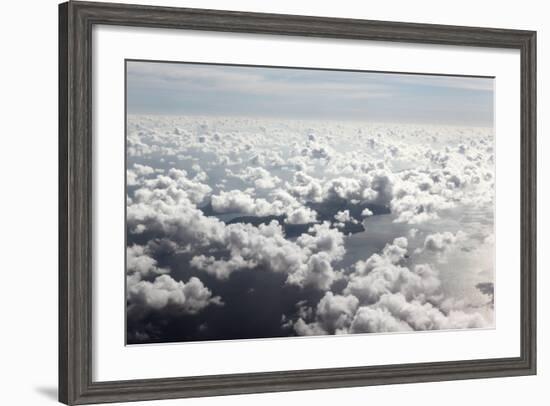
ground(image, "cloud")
xmin=325 ymin=170 xmax=394 ymax=206
xmin=175 ymin=217 xmax=345 ymax=290
xmin=361 ymin=208 xmax=373 ymax=217
xmin=423 ymin=231 xmax=466 ymax=254
xmin=211 ymin=189 xmax=284 ymax=216
xmin=127 ymin=273 xmax=223 ymax=313
xmin=134 ymin=163 xmax=155 ymax=176
xmin=285 ymin=206 xmax=318 ymax=224
xmin=344 ymin=237 xmax=437 ymax=304
xmin=350 ymin=306 xmax=412 ymax=333
xmin=293 ymin=292 xmax=359 ymax=335
xmin=287 ymin=168 xmax=395 ymax=212
xmin=127 ymin=163 xmax=156 ymax=186
xmin=296 ymin=222 xmax=346 ymax=259
xmin=300 ymin=142 xmax=334 ymax=160
xmin=189 ymin=254 xmax=256 ymax=280
xmin=289 ymin=171 xmax=324 ymax=203
xmin=362 ymin=292 xmax=485 ymax=331
xmin=125 ymin=114 xmax=495 ymax=342
xmin=334 ymin=210 xmax=352 ymax=223
xmin=227 ymin=221 xmax=346 ymax=289
xmin=127 ymin=244 xmax=169 ymax=277
xmin=128 ymin=188 xmax=226 ymax=253
xmin=293 ymin=318 xmax=327 ymax=336
xmin=127 ymin=166 xmax=343 ymax=291
xmin=291 ymin=252 xmax=343 ymax=291
xmin=391 ymin=188 xmax=452 ymax=224
xmin=211 ymin=187 xmax=319 ymax=222
xmin=293 ymin=236 xmax=489 ymax=335
xmin=238 ymin=166 xmax=281 ymax=190
xmin=134 ymin=169 xmax=212 ymax=207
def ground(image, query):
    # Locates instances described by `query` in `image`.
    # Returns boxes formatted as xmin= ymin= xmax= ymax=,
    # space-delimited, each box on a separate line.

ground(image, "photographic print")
xmin=125 ymin=60 xmax=495 ymax=345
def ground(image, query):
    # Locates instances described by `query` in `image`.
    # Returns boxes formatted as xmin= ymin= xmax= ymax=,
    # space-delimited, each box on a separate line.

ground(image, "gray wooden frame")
xmin=59 ymin=1 xmax=537 ymax=404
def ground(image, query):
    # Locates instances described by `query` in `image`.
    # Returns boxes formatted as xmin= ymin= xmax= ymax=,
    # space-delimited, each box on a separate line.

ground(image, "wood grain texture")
xmin=58 ymin=1 xmax=537 ymax=404
xmin=58 ymin=3 xmax=69 ymax=404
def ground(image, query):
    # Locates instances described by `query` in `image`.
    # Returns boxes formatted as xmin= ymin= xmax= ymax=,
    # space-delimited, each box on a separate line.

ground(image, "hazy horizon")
xmin=127 ymin=60 xmax=494 ymax=126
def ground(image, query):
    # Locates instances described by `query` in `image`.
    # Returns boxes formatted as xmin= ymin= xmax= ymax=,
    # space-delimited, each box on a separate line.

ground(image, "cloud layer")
xmin=125 ymin=111 xmax=495 ymax=344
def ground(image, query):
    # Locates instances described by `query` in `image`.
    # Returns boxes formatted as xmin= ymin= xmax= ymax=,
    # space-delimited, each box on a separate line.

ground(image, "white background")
xmin=0 ymin=0 xmax=546 ymax=405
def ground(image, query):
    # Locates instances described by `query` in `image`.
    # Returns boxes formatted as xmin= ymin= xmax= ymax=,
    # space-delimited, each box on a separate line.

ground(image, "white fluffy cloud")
xmin=289 ymin=171 xmax=324 ymax=203
xmin=343 ymin=237 xmax=440 ymax=304
xmin=293 ymin=236 xmax=489 ymax=335
xmin=126 ymin=240 xmax=222 ymax=315
xmin=127 ymin=163 xmax=156 ymax=186
xmin=136 ymin=168 xmax=212 ymax=206
xmin=239 ymin=166 xmax=281 ymax=190
xmin=322 ymin=170 xmax=393 ymax=206
xmin=350 ymin=305 xmax=412 ymax=333
xmin=130 ymin=174 xmax=323 ymax=288
xmin=127 ymin=273 xmax=222 ymax=313
xmin=294 ymin=292 xmax=359 ymax=335
xmin=423 ymin=231 xmax=465 ymax=253
xmin=285 ymin=206 xmax=318 ymax=224
xmin=187 ymin=220 xmax=346 ymax=290
xmin=211 ymin=189 xmax=284 ymax=216
xmin=211 ymin=188 xmax=319 ymax=223
xmin=126 ymin=115 xmax=495 ymax=340
xmin=391 ymin=187 xmax=453 ymax=224
xmin=334 ymin=210 xmax=352 ymax=223
xmin=189 ymin=254 xmax=255 ymax=280
xmin=361 ymin=208 xmax=373 ymax=217
xmin=127 ymin=245 xmax=169 ymax=277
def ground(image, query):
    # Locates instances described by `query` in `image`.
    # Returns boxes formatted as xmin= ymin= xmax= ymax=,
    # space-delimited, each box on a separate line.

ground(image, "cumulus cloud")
xmin=128 ymin=169 xmax=342 ymax=291
xmin=334 ymin=210 xmax=356 ymax=223
xmin=127 ymin=163 xmax=156 ymax=186
xmin=126 ymin=114 xmax=495 ymax=342
xmin=289 ymin=171 xmax=324 ymax=203
xmin=135 ymin=168 xmax=212 ymax=206
xmin=361 ymin=208 xmax=373 ymax=217
xmin=189 ymin=221 xmax=346 ymax=290
xmin=343 ymin=237 xmax=439 ymax=304
xmin=127 ymin=273 xmax=223 ymax=313
xmin=292 ymin=236 xmax=489 ymax=335
xmin=211 ymin=189 xmax=284 ymax=216
xmin=190 ymin=254 xmax=255 ymax=280
xmin=423 ymin=231 xmax=466 ymax=253
xmin=350 ymin=305 xmax=412 ymax=333
xmin=293 ymin=292 xmax=359 ymax=335
xmin=128 ymin=189 xmax=225 ymax=252
xmin=348 ymin=292 xmax=486 ymax=333
xmin=285 ymin=206 xmax=318 ymax=224
xmin=391 ymin=188 xmax=453 ymax=224
xmin=238 ymin=166 xmax=281 ymax=190
xmin=126 ymin=240 xmax=222 ymax=317
xmin=211 ymin=187 xmax=319 ymax=223
xmin=127 ymin=245 xmax=169 ymax=277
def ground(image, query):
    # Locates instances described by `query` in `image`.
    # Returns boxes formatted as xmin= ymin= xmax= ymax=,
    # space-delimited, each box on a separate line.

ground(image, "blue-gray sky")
xmin=127 ymin=60 xmax=494 ymax=126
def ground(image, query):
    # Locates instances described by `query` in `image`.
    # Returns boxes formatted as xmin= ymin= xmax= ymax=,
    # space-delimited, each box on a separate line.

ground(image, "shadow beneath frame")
xmin=34 ymin=386 xmax=58 ymax=402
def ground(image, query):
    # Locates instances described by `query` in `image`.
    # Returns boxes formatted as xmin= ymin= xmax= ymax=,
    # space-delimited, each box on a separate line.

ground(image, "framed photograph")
xmin=59 ymin=1 xmax=536 ymax=404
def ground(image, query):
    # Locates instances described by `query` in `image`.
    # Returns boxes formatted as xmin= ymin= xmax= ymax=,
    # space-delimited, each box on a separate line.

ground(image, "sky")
xmin=126 ymin=60 xmax=494 ymax=127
